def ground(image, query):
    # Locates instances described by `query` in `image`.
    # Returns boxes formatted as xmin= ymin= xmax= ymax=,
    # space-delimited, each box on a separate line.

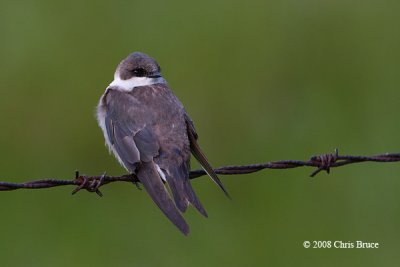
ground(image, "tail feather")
xmin=183 ymin=180 xmax=208 ymax=217
xmin=167 ymin=177 xmax=189 ymax=212
xmin=166 ymin=166 xmax=208 ymax=217
xmin=136 ymin=161 xmax=190 ymax=235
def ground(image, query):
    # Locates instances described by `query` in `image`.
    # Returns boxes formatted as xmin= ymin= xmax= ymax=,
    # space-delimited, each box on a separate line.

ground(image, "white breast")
xmin=96 ymin=93 xmax=130 ymax=171
xmin=108 ymin=73 xmax=165 ymax=91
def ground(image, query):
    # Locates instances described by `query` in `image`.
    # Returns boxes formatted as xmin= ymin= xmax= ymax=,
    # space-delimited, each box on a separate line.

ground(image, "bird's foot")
xmin=132 ymin=180 xmax=142 ymax=190
xmin=129 ymin=174 xmax=142 ymax=190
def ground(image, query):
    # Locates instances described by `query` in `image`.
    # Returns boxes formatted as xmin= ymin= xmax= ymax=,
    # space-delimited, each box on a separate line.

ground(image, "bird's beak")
xmin=148 ymin=73 xmax=162 ymax=78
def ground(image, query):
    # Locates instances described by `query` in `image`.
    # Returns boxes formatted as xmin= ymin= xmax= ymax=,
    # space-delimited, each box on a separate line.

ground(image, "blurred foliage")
xmin=0 ymin=0 xmax=400 ymax=266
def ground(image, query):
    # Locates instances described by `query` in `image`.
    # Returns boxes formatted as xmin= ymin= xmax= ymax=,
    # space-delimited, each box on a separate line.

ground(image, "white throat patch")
xmin=109 ymin=73 xmax=165 ymax=91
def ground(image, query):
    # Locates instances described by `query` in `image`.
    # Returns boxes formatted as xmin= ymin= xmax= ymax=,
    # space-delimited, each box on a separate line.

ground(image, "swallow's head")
xmin=109 ymin=52 xmax=165 ymax=90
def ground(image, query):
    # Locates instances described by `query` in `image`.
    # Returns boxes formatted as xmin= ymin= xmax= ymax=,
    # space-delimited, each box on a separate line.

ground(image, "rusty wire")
xmin=0 ymin=149 xmax=399 ymax=196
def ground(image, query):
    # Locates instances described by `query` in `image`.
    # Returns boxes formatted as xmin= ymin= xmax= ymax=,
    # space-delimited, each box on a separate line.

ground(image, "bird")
xmin=96 ymin=52 xmax=229 ymax=235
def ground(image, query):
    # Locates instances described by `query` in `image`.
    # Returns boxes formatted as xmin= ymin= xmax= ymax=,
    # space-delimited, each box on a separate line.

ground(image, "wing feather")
xmin=101 ymin=88 xmax=189 ymax=234
xmin=185 ymin=114 xmax=230 ymax=198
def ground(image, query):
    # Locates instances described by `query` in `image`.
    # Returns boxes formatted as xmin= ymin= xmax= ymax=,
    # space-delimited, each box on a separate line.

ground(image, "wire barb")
xmin=309 ymin=148 xmax=339 ymax=177
xmin=71 ymin=172 xmax=106 ymax=197
xmin=0 ymin=149 xmax=399 ymax=192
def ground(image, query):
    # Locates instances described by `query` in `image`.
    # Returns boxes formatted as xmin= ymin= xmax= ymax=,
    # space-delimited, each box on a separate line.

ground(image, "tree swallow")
xmin=97 ymin=52 xmax=229 ymax=235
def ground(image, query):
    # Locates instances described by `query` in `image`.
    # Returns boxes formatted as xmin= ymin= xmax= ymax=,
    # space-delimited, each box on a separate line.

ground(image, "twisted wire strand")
xmin=1 ymin=149 xmax=399 ymax=196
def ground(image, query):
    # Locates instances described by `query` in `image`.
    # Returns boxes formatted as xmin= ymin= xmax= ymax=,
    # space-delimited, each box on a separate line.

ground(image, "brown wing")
xmin=103 ymin=87 xmax=190 ymax=234
xmin=185 ymin=114 xmax=230 ymax=198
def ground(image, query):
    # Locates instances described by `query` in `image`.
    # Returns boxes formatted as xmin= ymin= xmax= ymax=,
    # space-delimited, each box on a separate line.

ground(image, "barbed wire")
xmin=0 ymin=149 xmax=399 ymax=196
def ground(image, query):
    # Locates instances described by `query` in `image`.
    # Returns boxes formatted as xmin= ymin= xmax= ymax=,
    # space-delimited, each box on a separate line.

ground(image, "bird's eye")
xmin=132 ymin=68 xmax=147 ymax=77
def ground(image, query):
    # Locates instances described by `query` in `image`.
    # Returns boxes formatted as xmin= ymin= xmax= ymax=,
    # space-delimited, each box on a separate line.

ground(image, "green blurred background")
xmin=1 ymin=0 xmax=400 ymax=266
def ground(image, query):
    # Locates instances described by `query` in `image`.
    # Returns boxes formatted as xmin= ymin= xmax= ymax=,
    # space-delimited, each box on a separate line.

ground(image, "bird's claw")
xmin=131 ymin=178 xmax=142 ymax=190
